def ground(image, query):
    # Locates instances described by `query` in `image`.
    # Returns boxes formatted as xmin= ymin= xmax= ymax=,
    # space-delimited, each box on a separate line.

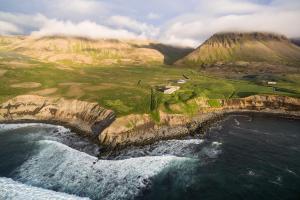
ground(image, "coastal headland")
xmin=1 ymin=95 xmax=299 ymax=150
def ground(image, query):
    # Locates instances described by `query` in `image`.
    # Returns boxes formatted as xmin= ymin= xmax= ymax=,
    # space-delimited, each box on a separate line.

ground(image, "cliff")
xmin=100 ymin=95 xmax=300 ymax=148
xmin=0 ymin=95 xmax=299 ymax=149
xmin=221 ymin=95 xmax=300 ymax=111
xmin=0 ymin=95 xmax=115 ymax=136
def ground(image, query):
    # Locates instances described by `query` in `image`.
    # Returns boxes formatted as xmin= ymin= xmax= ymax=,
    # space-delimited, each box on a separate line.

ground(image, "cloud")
xmin=0 ymin=12 xmax=153 ymax=40
xmin=196 ymin=0 xmax=266 ymax=15
xmin=30 ymin=18 xmax=142 ymax=40
xmin=56 ymin=0 xmax=100 ymax=14
xmin=147 ymin=12 xmax=161 ymax=20
xmin=0 ymin=11 xmax=50 ymax=34
xmin=109 ymin=15 xmax=160 ymax=38
xmin=0 ymin=0 xmax=300 ymax=47
xmin=0 ymin=20 xmax=22 ymax=35
xmin=159 ymin=0 xmax=300 ymax=47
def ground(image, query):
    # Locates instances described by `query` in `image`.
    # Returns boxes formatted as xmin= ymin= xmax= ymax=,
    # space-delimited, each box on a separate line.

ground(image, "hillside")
xmin=1 ymin=33 xmax=300 ymax=117
xmin=176 ymin=32 xmax=300 ymax=69
xmin=0 ymin=36 xmax=191 ymax=66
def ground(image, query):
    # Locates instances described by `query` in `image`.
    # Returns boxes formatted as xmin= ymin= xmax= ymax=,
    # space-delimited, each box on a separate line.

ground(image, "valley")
xmin=1 ymin=34 xmax=300 ymax=118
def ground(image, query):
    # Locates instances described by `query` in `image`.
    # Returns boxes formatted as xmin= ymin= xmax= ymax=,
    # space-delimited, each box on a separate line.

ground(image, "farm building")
xmin=156 ymin=86 xmax=180 ymax=94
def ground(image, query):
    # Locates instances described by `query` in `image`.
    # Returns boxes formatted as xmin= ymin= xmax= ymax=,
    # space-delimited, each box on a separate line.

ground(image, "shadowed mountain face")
xmin=138 ymin=43 xmax=194 ymax=65
xmin=175 ymin=32 xmax=300 ymax=70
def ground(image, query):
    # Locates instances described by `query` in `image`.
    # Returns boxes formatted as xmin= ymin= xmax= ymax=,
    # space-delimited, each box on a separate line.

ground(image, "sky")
xmin=0 ymin=0 xmax=299 ymax=47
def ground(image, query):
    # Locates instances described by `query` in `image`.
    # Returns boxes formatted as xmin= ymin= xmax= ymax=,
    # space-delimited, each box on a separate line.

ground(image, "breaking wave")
xmin=0 ymin=123 xmax=69 ymax=132
xmin=110 ymin=138 xmax=223 ymax=164
xmin=0 ymin=177 xmax=89 ymax=200
xmin=12 ymin=140 xmax=192 ymax=200
xmin=6 ymin=114 xmax=298 ymax=200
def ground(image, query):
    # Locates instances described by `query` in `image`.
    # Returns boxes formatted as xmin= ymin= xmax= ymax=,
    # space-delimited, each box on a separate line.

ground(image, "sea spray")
xmin=12 ymin=140 xmax=192 ymax=200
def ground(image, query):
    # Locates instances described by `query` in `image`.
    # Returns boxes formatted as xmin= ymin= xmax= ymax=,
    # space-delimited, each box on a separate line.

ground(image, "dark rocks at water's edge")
xmin=99 ymin=95 xmax=300 ymax=151
xmin=100 ymin=110 xmax=300 ymax=155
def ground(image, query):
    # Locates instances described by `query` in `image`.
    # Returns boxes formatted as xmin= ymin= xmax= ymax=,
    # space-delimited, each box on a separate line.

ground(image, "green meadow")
xmin=1 ymin=48 xmax=300 ymax=117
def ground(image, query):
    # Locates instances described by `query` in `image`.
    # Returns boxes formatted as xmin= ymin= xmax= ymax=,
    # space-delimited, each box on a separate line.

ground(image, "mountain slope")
xmin=0 ymin=36 xmax=192 ymax=66
xmin=176 ymin=32 xmax=300 ymax=68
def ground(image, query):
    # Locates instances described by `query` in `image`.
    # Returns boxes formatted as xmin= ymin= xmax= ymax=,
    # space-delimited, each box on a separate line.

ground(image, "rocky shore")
xmin=0 ymin=95 xmax=300 ymax=149
xmin=0 ymin=95 xmax=115 ymax=137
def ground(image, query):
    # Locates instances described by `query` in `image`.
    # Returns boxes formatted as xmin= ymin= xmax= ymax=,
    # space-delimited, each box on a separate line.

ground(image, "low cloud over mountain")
xmin=0 ymin=0 xmax=300 ymax=47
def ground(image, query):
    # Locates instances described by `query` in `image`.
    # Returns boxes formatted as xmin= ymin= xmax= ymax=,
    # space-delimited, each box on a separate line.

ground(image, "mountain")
xmin=175 ymin=32 xmax=300 ymax=68
xmin=0 ymin=35 xmax=191 ymax=66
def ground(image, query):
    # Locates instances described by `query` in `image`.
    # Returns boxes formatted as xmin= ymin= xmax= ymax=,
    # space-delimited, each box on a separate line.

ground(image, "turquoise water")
xmin=0 ymin=114 xmax=299 ymax=200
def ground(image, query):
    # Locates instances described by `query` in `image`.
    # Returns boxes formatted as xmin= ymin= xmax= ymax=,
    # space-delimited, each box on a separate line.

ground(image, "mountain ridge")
xmin=0 ymin=35 xmax=193 ymax=66
xmin=175 ymin=32 xmax=300 ymax=68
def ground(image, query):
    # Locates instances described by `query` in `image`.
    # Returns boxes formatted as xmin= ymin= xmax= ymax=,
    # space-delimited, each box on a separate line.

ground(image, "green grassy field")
xmin=1 ymin=47 xmax=300 ymax=117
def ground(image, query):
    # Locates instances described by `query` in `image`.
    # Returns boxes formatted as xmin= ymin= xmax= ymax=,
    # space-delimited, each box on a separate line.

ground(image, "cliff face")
xmin=0 ymin=95 xmax=115 ymax=136
xmin=99 ymin=112 xmax=191 ymax=148
xmin=222 ymin=95 xmax=300 ymax=111
xmin=100 ymin=95 xmax=300 ymax=148
xmin=0 ymin=95 xmax=299 ymax=148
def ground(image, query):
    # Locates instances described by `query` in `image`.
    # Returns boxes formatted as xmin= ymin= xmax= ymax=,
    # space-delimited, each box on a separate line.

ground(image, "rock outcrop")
xmin=100 ymin=95 xmax=300 ymax=148
xmin=221 ymin=95 xmax=300 ymax=111
xmin=100 ymin=112 xmax=191 ymax=148
xmin=0 ymin=95 xmax=115 ymax=136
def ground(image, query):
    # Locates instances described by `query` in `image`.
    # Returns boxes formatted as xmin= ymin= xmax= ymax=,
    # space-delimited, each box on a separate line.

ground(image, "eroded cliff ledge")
xmin=100 ymin=95 xmax=300 ymax=148
xmin=0 ymin=95 xmax=115 ymax=136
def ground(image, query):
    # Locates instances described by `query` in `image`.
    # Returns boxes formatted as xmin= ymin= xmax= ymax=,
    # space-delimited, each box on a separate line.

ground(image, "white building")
xmin=176 ymin=79 xmax=187 ymax=84
xmin=163 ymin=86 xmax=180 ymax=94
xmin=267 ymin=81 xmax=277 ymax=85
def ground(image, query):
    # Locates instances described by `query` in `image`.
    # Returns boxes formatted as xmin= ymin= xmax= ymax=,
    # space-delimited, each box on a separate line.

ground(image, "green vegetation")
xmin=0 ymin=35 xmax=300 ymax=118
xmin=208 ymin=99 xmax=222 ymax=107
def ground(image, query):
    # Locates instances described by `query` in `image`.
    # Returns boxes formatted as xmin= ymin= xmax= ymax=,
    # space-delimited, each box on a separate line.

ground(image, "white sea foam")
xmin=0 ymin=123 xmax=101 ymax=156
xmin=200 ymin=141 xmax=223 ymax=159
xmin=0 ymin=177 xmax=89 ymax=200
xmin=234 ymin=119 xmax=240 ymax=126
xmin=150 ymin=139 xmax=204 ymax=155
xmin=212 ymin=141 xmax=222 ymax=147
xmin=111 ymin=139 xmax=205 ymax=159
xmin=248 ymin=170 xmax=256 ymax=176
xmin=285 ymin=168 xmax=297 ymax=176
xmin=13 ymin=140 xmax=190 ymax=200
xmin=0 ymin=123 xmax=70 ymax=133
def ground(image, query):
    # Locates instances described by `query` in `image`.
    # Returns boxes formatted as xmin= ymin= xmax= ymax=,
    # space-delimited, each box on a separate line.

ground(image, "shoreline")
xmin=100 ymin=109 xmax=300 ymax=153
xmin=1 ymin=109 xmax=299 ymax=155
xmin=1 ymin=95 xmax=300 ymax=152
xmin=0 ymin=119 xmax=102 ymax=145
xmin=0 ymin=110 xmax=300 ymax=157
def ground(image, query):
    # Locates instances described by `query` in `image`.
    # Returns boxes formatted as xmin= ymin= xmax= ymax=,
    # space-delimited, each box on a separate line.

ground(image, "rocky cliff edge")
xmin=0 ymin=95 xmax=115 ymax=136
xmin=100 ymin=95 xmax=300 ymax=148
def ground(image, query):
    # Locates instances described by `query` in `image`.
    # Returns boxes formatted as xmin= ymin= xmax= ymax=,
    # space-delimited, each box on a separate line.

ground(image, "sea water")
xmin=0 ymin=113 xmax=299 ymax=200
